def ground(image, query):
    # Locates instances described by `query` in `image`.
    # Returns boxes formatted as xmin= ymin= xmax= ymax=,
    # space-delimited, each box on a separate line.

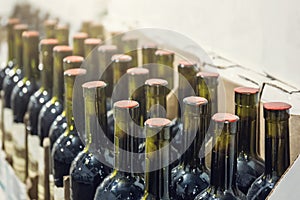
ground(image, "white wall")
xmin=104 ymin=0 xmax=300 ymax=89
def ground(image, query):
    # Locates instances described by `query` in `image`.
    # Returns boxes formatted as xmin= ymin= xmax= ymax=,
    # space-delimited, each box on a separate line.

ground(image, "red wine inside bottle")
xmin=234 ymin=87 xmax=264 ymax=195
xmin=27 ymin=38 xmax=58 ymax=136
xmin=70 ymin=81 xmax=112 ymax=200
xmin=247 ymin=102 xmax=291 ymax=200
xmin=171 ymin=96 xmax=210 ymax=200
xmin=3 ymin=24 xmax=28 ymax=109
xmin=52 ymin=67 xmax=86 ymax=187
xmin=94 ymin=100 xmax=144 ymax=200
xmin=195 ymin=113 xmax=245 ymax=200
xmin=0 ymin=18 xmax=19 ymax=91
xmin=11 ymin=31 xmax=40 ymax=123
xmin=38 ymin=45 xmax=72 ymax=146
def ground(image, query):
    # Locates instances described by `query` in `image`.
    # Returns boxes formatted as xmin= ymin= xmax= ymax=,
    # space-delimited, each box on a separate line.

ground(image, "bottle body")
xmin=49 ymin=112 xmax=67 ymax=150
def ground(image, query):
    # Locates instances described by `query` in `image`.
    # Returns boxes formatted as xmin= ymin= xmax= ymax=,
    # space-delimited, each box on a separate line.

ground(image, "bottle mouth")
xmin=114 ymin=100 xmax=139 ymax=109
xmin=53 ymin=45 xmax=72 ymax=52
xmin=263 ymin=102 xmax=292 ymax=111
xmin=196 ymin=71 xmax=219 ymax=78
xmin=40 ymin=38 xmax=59 ymax=45
xmin=82 ymin=81 xmax=107 ymax=89
xmin=63 ymin=56 xmax=84 ymax=64
xmin=111 ymin=54 xmax=132 ymax=62
xmin=234 ymin=87 xmax=259 ymax=95
xmin=127 ymin=67 xmax=149 ymax=75
xmin=73 ymin=32 xmax=88 ymax=39
xmin=155 ymin=49 xmax=174 ymax=56
xmin=178 ymin=60 xmax=197 ymax=68
xmin=212 ymin=113 xmax=239 ymax=123
xmin=145 ymin=118 xmax=171 ymax=128
xmin=64 ymin=68 xmax=86 ymax=77
xmin=98 ymin=45 xmax=118 ymax=52
xmin=145 ymin=78 xmax=168 ymax=86
xmin=183 ymin=96 xmax=208 ymax=106
xmin=84 ymin=38 xmax=102 ymax=45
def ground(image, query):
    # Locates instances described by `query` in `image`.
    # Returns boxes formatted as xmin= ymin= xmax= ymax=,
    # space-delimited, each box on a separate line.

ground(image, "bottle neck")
xmin=144 ymin=126 xmax=171 ymax=199
xmin=142 ymin=47 xmax=157 ymax=65
xmin=14 ymin=30 xmax=25 ymax=69
xmin=23 ymin=38 xmax=39 ymax=80
xmin=64 ymin=75 xmax=76 ymax=134
xmin=210 ymin=123 xmax=238 ymax=192
xmin=52 ymin=52 xmax=72 ymax=100
xmin=146 ymin=85 xmax=167 ymax=119
xmin=7 ymin=26 xmax=15 ymax=61
xmin=41 ymin=47 xmax=54 ymax=91
xmin=236 ymin=103 xmax=259 ymax=158
xmin=264 ymin=118 xmax=290 ymax=178
xmin=196 ymin=78 xmax=218 ymax=116
xmin=181 ymin=107 xmax=207 ymax=169
xmin=178 ymin=66 xmax=197 ymax=120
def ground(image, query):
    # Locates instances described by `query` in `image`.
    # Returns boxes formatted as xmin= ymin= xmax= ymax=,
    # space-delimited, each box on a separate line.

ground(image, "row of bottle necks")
xmin=0 ymin=7 xmax=293 ymax=200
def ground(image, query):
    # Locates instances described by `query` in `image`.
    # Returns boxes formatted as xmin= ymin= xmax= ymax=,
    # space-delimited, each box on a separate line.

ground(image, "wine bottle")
xmin=177 ymin=60 xmax=199 ymax=120
xmin=73 ymin=32 xmax=88 ymax=57
xmin=44 ymin=19 xmax=56 ymax=39
xmin=3 ymin=24 xmax=28 ymax=109
xmin=141 ymin=43 xmax=157 ymax=66
xmin=195 ymin=113 xmax=245 ymax=200
xmin=90 ymin=23 xmax=105 ymax=40
xmin=38 ymin=45 xmax=72 ymax=146
xmin=154 ymin=50 xmax=174 ymax=91
xmin=94 ymin=100 xmax=144 ymax=199
xmin=0 ymin=18 xmax=19 ymax=91
xmin=10 ymin=31 xmax=40 ymax=181
xmin=140 ymin=117 xmax=173 ymax=200
xmin=127 ymin=67 xmax=149 ymax=126
xmin=48 ymin=34 xmax=89 ymax=149
xmin=145 ymin=78 xmax=168 ymax=119
xmin=70 ymin=80 xmax=111 ymax=200
xmin=98 ymin=44 xmax=119 ymax=100
xmin=171 ymin=96 xmax=210 ymax=200
xmin=2 ymin=23 xmax=27 ymax=164
xmin=234 ymin=87 xmax=264 ymax=195
xmin=247 ymin=102 xmax=291 ymax=200
xmin=26 ymin=38 xmax=58 ymax=189
xmin=111 ymin=54 xmax=133 ymax=103
xmin=195 ymin=72 xmax=219 ymax=117
xmin=80 ymin=20 xmax=92 ymax=36
xmin=122 ymin=36 xmax=138 ymax=67
xmin=52 ymin=66 xmax=86 ymax=187
xmin=55 ymin=24 xmax=69 ymax=45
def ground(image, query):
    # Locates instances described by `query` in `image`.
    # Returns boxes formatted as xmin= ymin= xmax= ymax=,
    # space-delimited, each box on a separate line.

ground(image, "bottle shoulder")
xmin=247 ymin=175 xmax=277 ymax=200
xmin=94 ymin=171 xmax=144 ymax=200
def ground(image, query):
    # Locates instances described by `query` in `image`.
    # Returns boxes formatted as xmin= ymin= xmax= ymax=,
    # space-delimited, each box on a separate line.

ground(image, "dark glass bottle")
xmin=195 ymin=113 xmax=245 ymax=200
xmin=145 ymin=78 xmax=168 ymax=119
xmin=122 ymin=36 xmax=138 ymax=67
xmin=70 ymin=80 xmax=111 ymax=200
xmin=43 ymin=19 xmax=56 ymax=39
xmin=11 ymin=31 xmax=40 ymax=123
xmin=141 ymin=44 xmax=157 ymax=66
xmin=195 ymin=72 xmax=219 ymax=118
xmin=112 ymin=54 xmax=133 ymax=87
xmin=171 ymin=96 xmax=210 ymax=200
xmin=48 ymin=33 xmax=88 ymax=149
xmin=140 ymin=117 xmax=174 ymax=200
xmin=234 ymin=87 xmax=264 ymax=195
xmin=52 ymin=66 xmax=86 ymax=187
xmin=0 ymin=18 xmax=19 ymax=91
xmin=38 ymin=45 xmax=72 ymax=146
xmin=3 ymin=24 xmax=28 ymax=109
xmin=73 ymin=32 xmax=88 ymax=57
xmin=247 ymin=102 xmax=291 ymax=200
xmin=154 ymin=50 xmax=174 ymax=90
xmin=27 ymin=39 xmax=58 ymax=136
xmin=54 ymin=24 xmax=69 ymax=45
xmin=127 ymin=67 xmax=149 ymax=126
xmin=90 ymin=23 xmax=105 ymax=40
xmin=94 ymin=100 xmax=144 ymax=200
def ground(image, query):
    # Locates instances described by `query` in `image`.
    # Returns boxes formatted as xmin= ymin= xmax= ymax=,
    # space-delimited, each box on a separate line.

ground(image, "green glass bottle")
xmin=94 ymin=100 xmax=144 ymax=200
xmin=155 ymin=50 xmax=174 ymax=90
xmin=234 ymin=87 xmax=264 ymax=195
xmin=90 ymin=23 xmax=105 ymax=40
xmin=145 ymin=78 xmax=168 ymax=119
xmin=70 ymin=81 xmax=111 ymax=200
xmin=38 ymin=45 xmax=72 ymax=146
xmin=141 ymin=117 xmax=174 ymax=200
xmin=0 ymin=18 xmax=19 ymax=91
xmin=3 ymin=24 xmax=28 ymax=109
xmin=52 ymin=66 xmax=87 ymax=187
xmin=122 ymin=36 xmax=138 ymax=67
xmin=73 ymin=32 xmax=88 ymax=57
xmin=44 ymin=19 xmax=56 ymax=39
xmin=247 ymin=102 xmax=291 ymax=200
xmin=54 ymin=24 xmax=69 ymax=45
xmin=171 ymin=96 xmax=210 ymax=200
xmin=195 ymin=113 xmax=245 ymax=200
xmin=141 ymin=44 xmax=157 ymax=66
